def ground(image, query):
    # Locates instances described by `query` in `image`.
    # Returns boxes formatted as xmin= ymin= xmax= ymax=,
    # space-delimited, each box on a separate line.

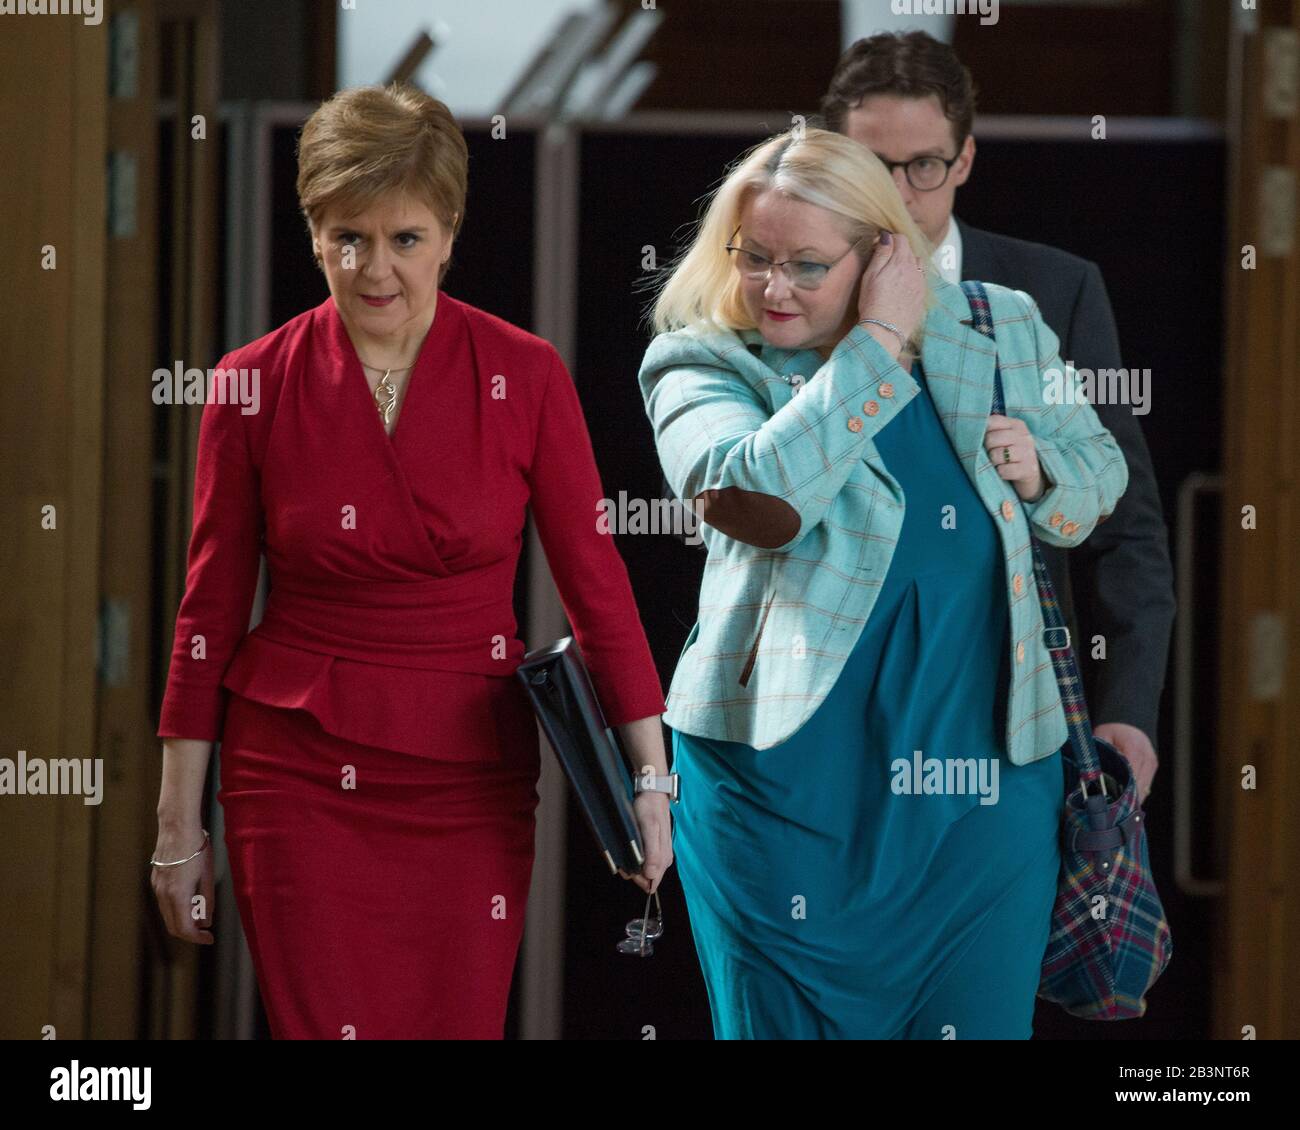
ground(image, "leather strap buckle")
xmin=1042 ymin=626 xmax=1071 ymax=652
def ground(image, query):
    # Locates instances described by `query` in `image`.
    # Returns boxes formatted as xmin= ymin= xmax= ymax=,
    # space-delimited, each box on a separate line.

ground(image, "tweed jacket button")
xmin=1016 ymin=641 xmax=1026 ymax=663
xmin=1013 ymin=572 xmax=1023 ymax=596
xmin=1049 ymin=510 xmax=1064 ymax=527
xmin=1000 ymin=499 xmax=1014 ymax=521
xmin=847 ymin=415 xmax=863 ymax=432
xmin=863 ymin=400 xmax=880 ymax=416
xmin=878 ymin=382 xmax=895 ymax=398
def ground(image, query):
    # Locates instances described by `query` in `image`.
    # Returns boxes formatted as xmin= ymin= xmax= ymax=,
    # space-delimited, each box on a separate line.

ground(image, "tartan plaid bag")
xmin=962 ymin=280 xmax=1173 ymax=1020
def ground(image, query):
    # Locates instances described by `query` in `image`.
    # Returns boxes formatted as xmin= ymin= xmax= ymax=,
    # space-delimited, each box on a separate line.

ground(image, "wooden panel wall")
xmin=0 ymin=16 xmax=107 ymax=1039
xmin=90 ymin=0 xmax=159 ymax=1039
xmin=1216 ymin=0 xmax=1300 ymax=1038
xmin=0 ymin=0 xmax=218 ymax=1041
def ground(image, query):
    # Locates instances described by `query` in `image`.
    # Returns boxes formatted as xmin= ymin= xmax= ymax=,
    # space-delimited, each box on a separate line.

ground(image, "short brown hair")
xmin=820 ymin=31 xmax=977 ymax=148
xmin=296 ymin=83 xmax=468 ymax=285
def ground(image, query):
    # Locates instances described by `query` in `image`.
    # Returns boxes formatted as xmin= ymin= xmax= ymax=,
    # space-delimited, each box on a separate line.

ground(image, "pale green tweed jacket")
xmin=638 ymin=276 xmax=1129 ymax=766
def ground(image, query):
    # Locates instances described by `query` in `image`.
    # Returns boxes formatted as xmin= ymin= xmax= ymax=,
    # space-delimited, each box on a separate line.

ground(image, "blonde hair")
xmin=296 ymin=83 xmax=468 ymax=285
xmin=647 ymin=126 xmax=936 ymax=344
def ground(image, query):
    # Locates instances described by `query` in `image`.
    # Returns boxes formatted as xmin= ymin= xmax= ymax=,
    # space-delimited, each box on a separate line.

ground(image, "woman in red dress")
xmin=149 ymin=84 xmax=671 ymax=1039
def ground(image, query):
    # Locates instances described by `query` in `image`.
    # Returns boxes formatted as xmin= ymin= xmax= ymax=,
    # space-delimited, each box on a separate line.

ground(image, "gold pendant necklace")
xmin=358 ymin=357 xmax=415 ymax=430
xmin=374 ymin=369 xmax=397 ymax=427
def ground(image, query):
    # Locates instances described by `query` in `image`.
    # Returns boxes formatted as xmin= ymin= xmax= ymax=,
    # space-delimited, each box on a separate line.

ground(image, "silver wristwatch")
xmin=633 ymin=772 xmax=681 ymax=803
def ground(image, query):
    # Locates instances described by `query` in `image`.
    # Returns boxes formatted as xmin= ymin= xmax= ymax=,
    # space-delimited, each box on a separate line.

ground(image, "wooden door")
xmin=1216 ymin=0 xmax=1300 ymax=1039
xmin=0 ymin=14 xmax=107 ymax=1040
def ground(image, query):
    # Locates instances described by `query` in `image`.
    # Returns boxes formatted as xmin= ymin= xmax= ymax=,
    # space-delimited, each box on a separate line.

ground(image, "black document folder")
xmin=515 ymin=637 xmax=645 ymax=876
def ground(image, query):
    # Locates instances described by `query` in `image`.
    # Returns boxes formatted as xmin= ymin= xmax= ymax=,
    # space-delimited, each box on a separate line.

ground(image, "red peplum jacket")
xmin=157 ymin=291 xmax=666 ymax=761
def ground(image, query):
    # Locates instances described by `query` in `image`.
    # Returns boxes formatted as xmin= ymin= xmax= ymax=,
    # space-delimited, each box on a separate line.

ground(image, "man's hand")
xmin=1094 ymin=722 xmax=1158 ymax=804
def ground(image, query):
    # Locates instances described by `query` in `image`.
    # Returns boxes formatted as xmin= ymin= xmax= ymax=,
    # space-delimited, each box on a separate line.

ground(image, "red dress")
xmin=157 ymin=292 xmax=666 ymax=1038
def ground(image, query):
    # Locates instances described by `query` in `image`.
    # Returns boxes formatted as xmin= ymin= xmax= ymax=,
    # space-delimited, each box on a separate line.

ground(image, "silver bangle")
xmin=857 ymin=318 xmax=909 ymax=353
xmin=149 ymin=828 xmax=210 ymax=868
xmin=634 ymin=772 xmax=681 ymax=803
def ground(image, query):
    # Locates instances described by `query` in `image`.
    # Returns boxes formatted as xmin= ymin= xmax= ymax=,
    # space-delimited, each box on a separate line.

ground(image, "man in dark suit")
xmin=820 ymin=29 xmax=1174 ymax=799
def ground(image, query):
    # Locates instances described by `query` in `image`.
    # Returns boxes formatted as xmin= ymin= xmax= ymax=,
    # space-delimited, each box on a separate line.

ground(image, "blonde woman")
xmin=638 ymin=127 xmax=1128 ymax=1039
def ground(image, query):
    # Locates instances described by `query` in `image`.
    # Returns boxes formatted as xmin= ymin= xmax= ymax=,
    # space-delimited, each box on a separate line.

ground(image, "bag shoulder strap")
xmin=958 ymin=279 xmax=1104 ymax=785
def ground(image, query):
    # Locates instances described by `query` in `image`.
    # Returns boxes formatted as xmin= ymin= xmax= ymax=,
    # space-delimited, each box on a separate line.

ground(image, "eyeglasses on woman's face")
xmin=724 ymin=226 xmax=865 ymax=291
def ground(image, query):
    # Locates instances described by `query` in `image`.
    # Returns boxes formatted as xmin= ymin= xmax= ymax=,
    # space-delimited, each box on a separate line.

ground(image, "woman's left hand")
xmin=617 ymin=792 xmax=674 ymax=894
xmin=984 ymin=414 xmax=1045 ymax=501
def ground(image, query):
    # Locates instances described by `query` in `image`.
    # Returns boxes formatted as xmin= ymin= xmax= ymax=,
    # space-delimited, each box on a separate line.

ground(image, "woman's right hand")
xmin=856 ymin=230 xmax=928 ymax=348
xmin=150 ymin=821 xmax=216 ymax=946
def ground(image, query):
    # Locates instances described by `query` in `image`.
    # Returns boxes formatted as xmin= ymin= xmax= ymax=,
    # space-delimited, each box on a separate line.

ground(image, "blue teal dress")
xmin=670 ymin=360 xmax=1064 ymax=1040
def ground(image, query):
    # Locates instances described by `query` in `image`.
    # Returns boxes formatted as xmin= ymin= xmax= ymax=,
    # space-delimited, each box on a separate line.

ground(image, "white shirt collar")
xmin=930 ymin=216 xmax=962 ymax=284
